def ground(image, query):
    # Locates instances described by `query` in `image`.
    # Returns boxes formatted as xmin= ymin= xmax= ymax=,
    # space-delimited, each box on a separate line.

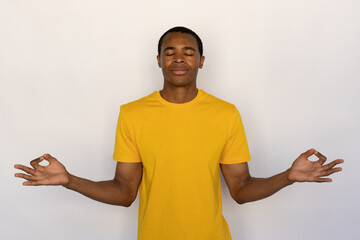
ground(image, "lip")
xmin=171 ymin=68 xmax=188 ymax=75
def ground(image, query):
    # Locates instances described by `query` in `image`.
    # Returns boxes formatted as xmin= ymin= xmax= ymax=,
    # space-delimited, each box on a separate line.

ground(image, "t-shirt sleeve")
xmin=112 ymin=105 xmax=142 ymax=163
xmin=219 ymin=105 xmax=251 ymax=164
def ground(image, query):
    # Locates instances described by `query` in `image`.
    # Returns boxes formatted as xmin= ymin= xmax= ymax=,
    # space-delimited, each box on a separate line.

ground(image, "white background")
xmin=1 ymin=1 xmax=359 ymax=239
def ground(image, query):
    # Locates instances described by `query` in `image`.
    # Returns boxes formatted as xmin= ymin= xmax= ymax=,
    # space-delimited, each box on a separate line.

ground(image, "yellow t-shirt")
xmin=113 ymin=89 xmax=251 ymax=240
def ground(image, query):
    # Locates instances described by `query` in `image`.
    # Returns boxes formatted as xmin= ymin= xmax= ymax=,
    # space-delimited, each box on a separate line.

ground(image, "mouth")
xmin=171 ymin=68 xmax=188 ymax=76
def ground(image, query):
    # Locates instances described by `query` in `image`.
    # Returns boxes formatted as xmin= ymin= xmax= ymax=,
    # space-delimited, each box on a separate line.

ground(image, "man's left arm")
xmin=220 ymin=148 xmax=344 ymax=204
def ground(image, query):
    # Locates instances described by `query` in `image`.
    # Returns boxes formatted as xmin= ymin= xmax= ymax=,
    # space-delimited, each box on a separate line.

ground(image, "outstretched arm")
xmin=220 ymin=148 xmax=344 ymax=204
xmin=14 ymin=154 xmax=143 ymax=207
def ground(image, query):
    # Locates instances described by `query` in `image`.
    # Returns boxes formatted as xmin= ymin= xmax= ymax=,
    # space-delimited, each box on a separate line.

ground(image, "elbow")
xmin=113 ymin=179 xmax=138 ymax=207
xmin=230 ymin=187 xmax=249 ymax=205
xmin=110 ymin=193 xmax=136 ymax=207
xmin=234 ymin=197 xmax=248 ymax=205
xmin=233 ymin=192 xmax=259 ymax=205
xmin=121 ymin=192 xmax=138 ymax=208
xmin=231 ymin=192 xmax=246 ymax=205
xmin=232 ymin=177 xmax=252 ymax=205
xmin=121 ymin=201 xmax=133 ymax=208
xmin=117 ymin=198 xmax=134 ymax=207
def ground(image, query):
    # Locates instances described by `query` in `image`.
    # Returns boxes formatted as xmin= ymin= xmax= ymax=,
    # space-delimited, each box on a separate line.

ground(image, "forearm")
xmin=63 ymin=174 xmax=134 ymax=207
xmin=234 ymin=169 xmax=293 ymax=204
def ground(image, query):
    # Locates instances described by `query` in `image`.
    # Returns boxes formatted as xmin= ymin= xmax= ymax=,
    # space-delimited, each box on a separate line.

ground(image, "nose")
xmin=173 ymin=54 xmax=185 ymax=63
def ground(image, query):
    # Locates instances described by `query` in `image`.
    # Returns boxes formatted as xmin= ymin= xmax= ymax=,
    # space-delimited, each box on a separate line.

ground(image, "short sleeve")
xmin=112 ymin=105 xmax=142 ymax=163
xmin=219 ymin=105 xmax=251 ymax=164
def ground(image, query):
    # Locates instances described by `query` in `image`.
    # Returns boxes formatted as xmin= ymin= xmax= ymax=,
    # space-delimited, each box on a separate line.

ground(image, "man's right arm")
xmin=14 ymin=154 xmax=143 ymax=207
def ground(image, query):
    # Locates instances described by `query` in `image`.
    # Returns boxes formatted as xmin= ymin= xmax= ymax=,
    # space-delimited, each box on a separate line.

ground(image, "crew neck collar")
xmin=155 ymin=89 xmax=205 ymax=107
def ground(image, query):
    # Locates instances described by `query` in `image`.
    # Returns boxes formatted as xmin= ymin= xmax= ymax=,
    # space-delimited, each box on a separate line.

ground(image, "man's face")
xmin=157 ymin=32 xmax=205 ymax=87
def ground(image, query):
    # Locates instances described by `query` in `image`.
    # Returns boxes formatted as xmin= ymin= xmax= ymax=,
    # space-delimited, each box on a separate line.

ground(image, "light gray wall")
xmin=1 ymin=1 xmax=359 ymax=239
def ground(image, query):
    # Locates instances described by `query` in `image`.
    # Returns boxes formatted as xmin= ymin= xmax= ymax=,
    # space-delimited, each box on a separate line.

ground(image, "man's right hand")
xmin=14 ymin=154 xmax=142 ymax=206
xmin=14 ymin=154 xmax=70 ymax=186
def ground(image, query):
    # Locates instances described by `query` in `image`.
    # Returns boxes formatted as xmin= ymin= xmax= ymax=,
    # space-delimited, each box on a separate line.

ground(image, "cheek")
xmin=190 ymin=61 xmax=201 ymax=71
xmin=161 ymin=58 xmax=172 ymax=68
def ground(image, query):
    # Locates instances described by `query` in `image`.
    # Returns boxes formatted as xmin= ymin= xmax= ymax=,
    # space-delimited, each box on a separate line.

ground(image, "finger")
xmin=320 ymin=167 xmax=343 ymax=177
xmin=30 ymin=157 xmax=42 ymax=169
xmin=22 ymin=178 xmax=49 ymax=186
xmin=42 ymin=153 xmax=56 ymax=164
xmin=14 ymin=164 xmax=35 ymax=175
xmin=302 ymin=148 xmax=317 ymax=158
xmin=322 ymin=159 xmax=344 ymax=171
xmin=23 ymin=181 xmax=41 ymax=186
xmin=14 ymin=173 xmax=37 ymax=181
xmin=316 ymin=177 xmax=332 ymax=183
xmin=315 ymin=151 xmax=327 ymax=165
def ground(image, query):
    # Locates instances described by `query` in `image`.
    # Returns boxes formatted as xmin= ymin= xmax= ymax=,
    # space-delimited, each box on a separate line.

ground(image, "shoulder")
xmin=202 ymin=89 xmax=238 ymax=115
xmin=120 ymin=91 xmax=157 ymax=115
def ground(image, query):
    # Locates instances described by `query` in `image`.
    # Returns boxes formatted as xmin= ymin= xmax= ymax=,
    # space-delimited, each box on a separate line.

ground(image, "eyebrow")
xmin=163 ymin=46 xmax=196 ymax=52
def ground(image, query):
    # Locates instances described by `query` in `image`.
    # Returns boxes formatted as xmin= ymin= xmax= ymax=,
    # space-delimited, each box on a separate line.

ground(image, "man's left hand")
xmin=287 ymin=148 xmax=344 ymax=183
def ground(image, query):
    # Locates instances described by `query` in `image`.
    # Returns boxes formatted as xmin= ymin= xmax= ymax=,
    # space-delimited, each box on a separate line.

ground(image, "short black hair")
xmin=157 ymin=26 xmax=203 ymax=57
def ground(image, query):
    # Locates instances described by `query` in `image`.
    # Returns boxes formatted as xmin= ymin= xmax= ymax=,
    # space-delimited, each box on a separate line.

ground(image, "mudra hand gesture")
xmin=287 ymin=148 xmax=344 ymax=183
xmin=14 ymin=154 xmax=70 ymax=186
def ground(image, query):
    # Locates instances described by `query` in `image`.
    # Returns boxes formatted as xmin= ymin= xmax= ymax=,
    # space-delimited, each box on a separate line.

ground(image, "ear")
xmin=199 ymin=56 xmax=205 ymax=69
xmin=156 ymin=55 xmax=161 ymax=68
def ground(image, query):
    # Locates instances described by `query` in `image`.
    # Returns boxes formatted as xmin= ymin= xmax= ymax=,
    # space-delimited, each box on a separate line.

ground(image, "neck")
xmin=160 ymin=85 xmax=198 ymax=104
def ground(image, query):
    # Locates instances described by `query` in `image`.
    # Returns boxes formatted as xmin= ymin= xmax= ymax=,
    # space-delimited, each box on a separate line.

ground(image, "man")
xmin=14 ymin=26 xmax=344 ymax=240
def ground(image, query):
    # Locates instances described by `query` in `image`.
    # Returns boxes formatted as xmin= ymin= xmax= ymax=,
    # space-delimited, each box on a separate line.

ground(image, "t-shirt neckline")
xmin=155 ymin=88 xmax=205 ymax=107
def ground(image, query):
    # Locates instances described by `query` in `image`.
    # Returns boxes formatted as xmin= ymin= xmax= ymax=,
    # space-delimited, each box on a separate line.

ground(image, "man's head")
xmin=157 ymin=26 xmax=205 ymax=88
xmin=157 ymin=26 xmax=203 ymax=57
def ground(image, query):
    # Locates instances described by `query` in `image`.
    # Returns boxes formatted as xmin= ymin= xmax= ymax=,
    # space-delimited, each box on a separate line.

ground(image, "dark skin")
xmin=156 ymin=32 xmax=205 ymax=103
xmin=14 ymin=32 xmax=344 ymax=207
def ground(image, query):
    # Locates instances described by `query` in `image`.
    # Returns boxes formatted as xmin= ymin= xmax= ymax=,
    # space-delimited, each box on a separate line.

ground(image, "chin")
xmin=167 ymin=77 xmax=194 ymax=86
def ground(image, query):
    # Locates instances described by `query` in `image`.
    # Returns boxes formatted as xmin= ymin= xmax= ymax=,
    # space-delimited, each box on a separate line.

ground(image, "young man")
xmin=14 ymin=26 xmax=344 ymax=240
